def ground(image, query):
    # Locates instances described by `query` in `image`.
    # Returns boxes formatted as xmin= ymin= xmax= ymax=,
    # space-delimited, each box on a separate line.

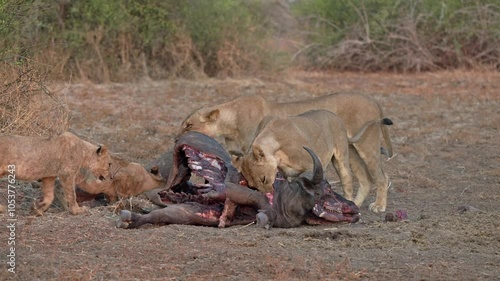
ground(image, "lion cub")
xmin=232 ymin=109 xmax=386 ymax=202
xmin=0 ymin=132 xmax=111 ymax=215
xmin=71 ymin=155 xmax=166 ymax=203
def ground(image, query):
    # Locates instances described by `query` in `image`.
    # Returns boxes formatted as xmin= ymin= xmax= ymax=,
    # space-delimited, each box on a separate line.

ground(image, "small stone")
xmin=385 ymin=209 xmax=408 ymax=222
xmin=385 ymin=213 xmax=396 ymax=222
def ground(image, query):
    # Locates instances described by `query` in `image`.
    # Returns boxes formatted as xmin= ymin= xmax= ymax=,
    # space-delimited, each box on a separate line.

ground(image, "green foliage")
xmin=2 ymin=0 xmax=499 ymax=79
xmin=292 ymin=0 xmax=500 ymax=71
xmin=178 ymin=0 xmax=269 ymax=75
xmin=1 ymin=0 xmax=276 ymax=81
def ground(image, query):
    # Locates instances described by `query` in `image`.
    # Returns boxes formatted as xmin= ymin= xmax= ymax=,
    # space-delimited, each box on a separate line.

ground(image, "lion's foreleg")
xmin=60 ymin=175 xmax=89 ymax=215
xmin=332 ymin=143 xmax=354 ymax=201
xmin=33 ymin=177 xmax=56 ymax=214
xmin=352 ymin=128 xmax=389 ymax=213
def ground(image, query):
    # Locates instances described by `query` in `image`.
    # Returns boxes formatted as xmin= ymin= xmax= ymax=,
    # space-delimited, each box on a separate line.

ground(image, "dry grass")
xmin=0 ymin=60 xmax=69 ymax=136
xmin=2 ymin=70 xmax=499 ymax=280
xmin=297 ymin=4 xmax=500 ymax=72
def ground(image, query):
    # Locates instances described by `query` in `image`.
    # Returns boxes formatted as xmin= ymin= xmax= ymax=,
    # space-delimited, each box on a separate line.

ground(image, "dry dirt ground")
xmin=1 ymin=71 xmax=499 ymax=280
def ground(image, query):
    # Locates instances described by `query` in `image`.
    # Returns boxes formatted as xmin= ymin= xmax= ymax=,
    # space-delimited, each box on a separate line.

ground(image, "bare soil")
xmin=1 ymin=71 xmax=499 ymax=280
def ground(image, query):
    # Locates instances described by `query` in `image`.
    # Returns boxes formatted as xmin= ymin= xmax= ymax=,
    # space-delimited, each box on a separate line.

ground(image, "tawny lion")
xmin=0 ymin=132 xmax=111 ymax=215
xmin=179 ymin=93 xmax=393 ymax=212
xmin=71 ymin=155 xmax=166 ymax=204
xmin=232 ymin=109 xmax=392 ymax=206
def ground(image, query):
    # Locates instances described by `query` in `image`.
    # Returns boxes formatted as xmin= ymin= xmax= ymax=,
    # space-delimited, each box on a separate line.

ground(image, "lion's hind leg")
xmin=33 ymin=177 xmax=56 ymax=215
xmin=352 ymin=126 xmax=389 ymax=213
xmin=348 ymin=146 xmax=371 ymax=208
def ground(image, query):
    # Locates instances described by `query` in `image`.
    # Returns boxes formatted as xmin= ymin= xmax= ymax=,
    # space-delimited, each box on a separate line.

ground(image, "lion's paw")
xmin=70 ymin=205 xmax=89 ymax=215
xmin=369 ymin=202 xmax=386 ymax=213
xmin=32 ymin=200 xmax=49 ymax=216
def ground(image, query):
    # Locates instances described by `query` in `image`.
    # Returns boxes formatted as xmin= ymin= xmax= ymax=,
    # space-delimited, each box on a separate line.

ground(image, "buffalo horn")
xmin=303 ymin=147 xmax=323 ymax=185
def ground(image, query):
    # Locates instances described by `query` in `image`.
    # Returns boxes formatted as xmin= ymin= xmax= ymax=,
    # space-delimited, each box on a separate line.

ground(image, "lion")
xmin=232 ymin=110 xmax=391 ymax=204
xmin=179 ymin=93 xmax=393 ymax=212
xmin=67 ymin=155 xmax=166 ymax=204
xmin=0 ymin=132 xmax=111 ymax=215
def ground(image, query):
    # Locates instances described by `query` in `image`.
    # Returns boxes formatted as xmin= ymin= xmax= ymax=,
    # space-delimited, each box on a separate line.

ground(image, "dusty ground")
xmin=1 ymin=70 xmax=499 ymax=280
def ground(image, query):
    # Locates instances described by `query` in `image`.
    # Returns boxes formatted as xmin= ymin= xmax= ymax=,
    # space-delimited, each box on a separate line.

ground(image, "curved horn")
xmin=303 ymin=147 xmax=323 ymax=184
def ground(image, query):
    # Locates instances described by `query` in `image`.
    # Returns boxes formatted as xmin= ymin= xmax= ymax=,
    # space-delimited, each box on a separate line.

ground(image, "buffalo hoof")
xmin=256 ymin=212 xmax=271 ymax=230
xmin=117 ymin=210 xmax=132 ymax=229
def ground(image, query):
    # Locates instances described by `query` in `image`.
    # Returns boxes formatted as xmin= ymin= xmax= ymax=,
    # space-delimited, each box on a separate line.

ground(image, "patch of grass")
xmin=0 ymin=59 xmax=69 ymax=136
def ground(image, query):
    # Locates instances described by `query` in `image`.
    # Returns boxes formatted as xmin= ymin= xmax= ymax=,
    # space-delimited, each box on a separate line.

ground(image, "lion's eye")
xmin=261 ymin=176 xmax=266 ymax=184
xmin=185 ymin=123 xmax=193 ymax=129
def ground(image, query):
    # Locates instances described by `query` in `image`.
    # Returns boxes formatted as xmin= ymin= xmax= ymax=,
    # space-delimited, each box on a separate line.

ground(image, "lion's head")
xmin=178 ymin=106 xmax=221 ymax=139
xmin=232 ymin=144 xmax=277 ymax=194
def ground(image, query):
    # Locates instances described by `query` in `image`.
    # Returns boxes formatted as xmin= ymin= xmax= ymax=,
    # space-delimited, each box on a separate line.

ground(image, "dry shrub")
xmin=0 ymin=60 xmax=69 ymax=136
xmin=164 ymin=29 xmax=265 ymax=79
xmin=305 ymin=15 xmax=440 ymax=72
xmin=216 ymin=38 xmax=262 ymax=78
xmin=166 ymin=31 xmax=206 ymax=79
xmin=296 ymin=2 xmax=500 ymax=72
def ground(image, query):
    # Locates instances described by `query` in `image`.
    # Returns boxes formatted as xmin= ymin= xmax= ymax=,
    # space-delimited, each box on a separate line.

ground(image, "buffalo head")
xmin=258 ymin=147 xmax=360 ymax=228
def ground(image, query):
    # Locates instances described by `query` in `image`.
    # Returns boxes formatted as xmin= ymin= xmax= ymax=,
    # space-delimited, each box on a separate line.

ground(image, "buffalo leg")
xmin=219 ymin=198 xmax=238 ymax=228
xmin=223 ymin=182 xmax=276 ymax=229
xmin=117 ymin=203 xmax=220 ymax=229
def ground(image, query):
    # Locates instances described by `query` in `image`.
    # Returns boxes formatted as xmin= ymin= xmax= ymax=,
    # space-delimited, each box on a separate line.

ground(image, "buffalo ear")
xmin=96 ymin=145 xmax=108 ymax=156
xmin=252 ymin=145 xmax=266 ymax=161
xmin=150 ymin=165 xmax=159 ymax=175
xmin=201 ymin=109 xmax=220 ymax=122
xmin=297 ymin=177 xmax=321 ymax=198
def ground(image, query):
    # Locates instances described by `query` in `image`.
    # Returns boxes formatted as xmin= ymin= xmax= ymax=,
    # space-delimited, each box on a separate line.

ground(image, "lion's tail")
xmin=348 ymin=118 xmax=394 ymax=158
xmin=376 ymin=100 xmax=395 ymax=158
xmin=380 ymin=118 xmax=394 ymax=157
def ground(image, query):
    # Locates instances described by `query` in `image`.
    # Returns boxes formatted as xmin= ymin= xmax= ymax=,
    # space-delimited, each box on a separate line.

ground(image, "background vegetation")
xmin=1 ymin=0 xmax=280 ymax=82
xmin=292 ymin=0 xmax=500 ymax=72
xmin=2 ymin=0 xmax=500 ymax=83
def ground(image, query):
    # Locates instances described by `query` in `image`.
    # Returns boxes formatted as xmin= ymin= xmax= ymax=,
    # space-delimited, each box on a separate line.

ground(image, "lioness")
xmin=179 ymin=93 xmax=393 ymax=212
xmin=70 ymin=155 xmax=166 ymax=203
xmin=232 ymin=110 xmax=390 ymax=203
xmin=0 ymin=132 xmax=111 ymax=215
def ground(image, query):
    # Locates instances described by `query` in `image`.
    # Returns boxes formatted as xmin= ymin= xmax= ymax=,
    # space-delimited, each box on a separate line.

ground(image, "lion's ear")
xmin=96 ymin=145 xmax=108 ymax=156
xmin=229 ymin=150 xmax=243 ymax=157
xmin=230 ymin=150 xmax=244 ymax=169
xmin=252 ymin=145 xmax=266 ymax=161
xmin=200 ymin=109 xmax=220 ymax=122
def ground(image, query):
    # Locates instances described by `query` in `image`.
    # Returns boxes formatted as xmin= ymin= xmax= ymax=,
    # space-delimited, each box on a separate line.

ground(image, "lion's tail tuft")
xmin=381 ymin=118 xmax=393 ymax=126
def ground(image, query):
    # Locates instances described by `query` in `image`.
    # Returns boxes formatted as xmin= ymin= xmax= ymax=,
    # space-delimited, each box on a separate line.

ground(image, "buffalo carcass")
xmin=117 ymin=131 xmax=359 ymax=229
